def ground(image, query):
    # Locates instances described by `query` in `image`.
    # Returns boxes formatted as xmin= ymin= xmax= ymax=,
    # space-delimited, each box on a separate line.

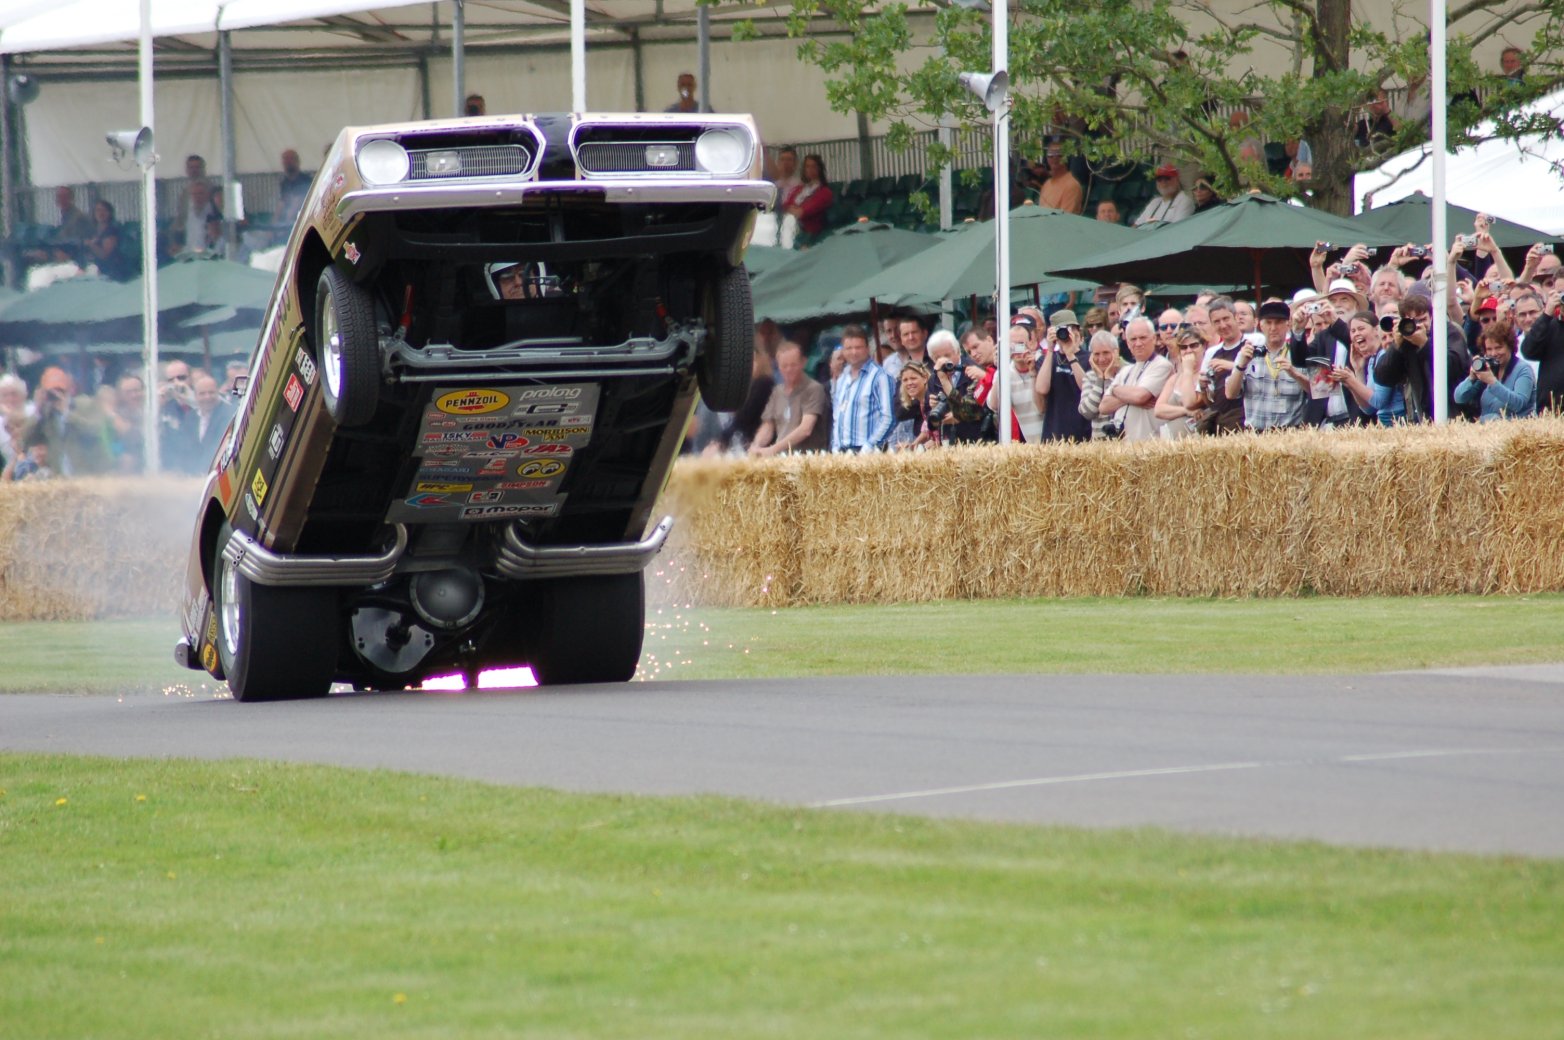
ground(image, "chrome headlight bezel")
xmin=357 ymin=139 xmax=411 ymax=186
xmin=694 ymin=127 xmax=753 ymax=177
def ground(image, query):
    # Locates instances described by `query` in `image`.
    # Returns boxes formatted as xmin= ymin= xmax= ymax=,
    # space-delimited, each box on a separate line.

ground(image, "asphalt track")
xmin=3 ymin=665 xmax=1562 ymax=857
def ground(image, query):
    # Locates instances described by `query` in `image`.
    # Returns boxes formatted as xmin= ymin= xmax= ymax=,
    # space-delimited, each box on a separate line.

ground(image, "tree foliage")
xmin=736 ymin=0 xmax=1564 ymax=215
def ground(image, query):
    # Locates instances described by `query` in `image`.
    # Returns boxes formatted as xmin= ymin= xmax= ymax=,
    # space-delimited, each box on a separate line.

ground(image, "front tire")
xmin=213 ymin=524 xmax=340 ymax=702
xmin=696 ymin=264 xmax=753 ymax=412
xmin=526 ymin=574 xmax=645 ymax=686
xmin=314 ymin=265 xmax=380 ymax=427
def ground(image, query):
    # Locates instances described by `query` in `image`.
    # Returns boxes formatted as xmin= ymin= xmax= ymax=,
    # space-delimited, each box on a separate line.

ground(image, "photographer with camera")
xmin=1371 ymin=291 xmax=1473 ymax=423
xmin=1309 ymin=241 xmax=1372 ymax=297
xmin=20 ymin=366 xmax=113 ymax=477
xmin=157 ymin=359 xmax=208 ymax=474
xmin=1454 ymin=320 xmax=1535 ymax=421
xmin=1517 ymin=280 xmax=1564 ymax=412
xmin=924 ymin=331 xmax=988 ymax=445
xmin=1076 ymin=331 xmax=1126 ymax=440
xmin=1032 ymin=311 xmax=1092 ymax=442
xmin=1224 ymin=301 xmax=1310 ymax=431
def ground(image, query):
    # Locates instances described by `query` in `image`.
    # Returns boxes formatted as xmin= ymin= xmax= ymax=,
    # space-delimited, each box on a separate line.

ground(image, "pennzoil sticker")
xmin=435 ymin=389 xmax=510 ymax=415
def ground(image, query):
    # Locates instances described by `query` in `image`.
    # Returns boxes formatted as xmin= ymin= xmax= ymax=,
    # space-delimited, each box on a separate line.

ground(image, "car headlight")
xmin=358 ymin=139 xmax=410 ymax=185
xmin=694 ymin=128 xmax=750 ymax=176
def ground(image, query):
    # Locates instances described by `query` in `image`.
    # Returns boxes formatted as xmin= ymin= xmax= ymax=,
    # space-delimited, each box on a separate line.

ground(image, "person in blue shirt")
xmin=829 ymin=324 xmax=894 ymax=452
xmin=1455 ymin=319 xmax=1536 ymax=421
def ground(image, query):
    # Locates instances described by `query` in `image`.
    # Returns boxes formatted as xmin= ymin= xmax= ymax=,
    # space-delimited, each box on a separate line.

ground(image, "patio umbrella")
xmin=741 ymin=244 xmax=799 ymax=283
xmin=828 ymin=206 xmax=1132 ymax=311
xmin=750 ymin=221 xmax=934 ymax=322
xmin=107 ymin=254 xmax=275 ymax=314
xmin=0 ymin=274 xmax=141 ymax=348
xmin=1051 ymin=192 xmax=1404 ymax=300
xmin=1351 ymin=191 xmax=1560 ymax=274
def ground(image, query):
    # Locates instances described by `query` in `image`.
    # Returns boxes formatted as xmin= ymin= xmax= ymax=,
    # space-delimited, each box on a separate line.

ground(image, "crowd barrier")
xmin=4 ymin=418 xmax=1564 ymax=621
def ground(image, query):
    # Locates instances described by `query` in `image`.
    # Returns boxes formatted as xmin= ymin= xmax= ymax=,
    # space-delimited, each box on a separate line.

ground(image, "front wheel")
xmin=526 ymin=574 xmax=645 ymax=686
xmin=213 ymin=524 xmax=340 ymax=702
xmin=314 ymin=265 xmax=380 ymax=427
xmin=696 ymin=264 xmax=753 ymax=412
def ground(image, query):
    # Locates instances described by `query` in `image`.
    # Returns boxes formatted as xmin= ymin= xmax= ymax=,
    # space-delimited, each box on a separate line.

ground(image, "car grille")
xmin=577 ymin=140 xmax=696 ymax=174
xmin=407 ymin=144 xmax=532 ymax=180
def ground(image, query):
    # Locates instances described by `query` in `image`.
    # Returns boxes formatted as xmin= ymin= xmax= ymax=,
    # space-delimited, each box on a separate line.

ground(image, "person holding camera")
xmin=1224 ymin=301 xmax=1309 ymax=431
xmin=924 ymin=331 xmax=988 ymax=445
xmin=1033 ymin=311 xmax=1093 ymax=442
xmin=1370 ymin=291 xmax=1473 ymax=423
xmin=20 ymin=366 xmax=113 ymax=477
xmin=1455 ymin=320 xmax=1535 ymax=421
xmin=1517 ymin=280 xmax=1564 ymax=412
xmin=1076 ymin=331 xmax=1125 ymax=440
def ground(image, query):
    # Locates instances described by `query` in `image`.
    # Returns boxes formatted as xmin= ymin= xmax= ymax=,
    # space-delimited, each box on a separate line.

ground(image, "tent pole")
xmin=993 ymin=0 xmax=1012 ymax=446
xmin=139 ymin=0 xmax=161 ymax=477
xmin=1252 ymin=250 xmax=1262 ymax=304
xmin=571 ymin=0 xmax=586 ymax=111
xmin=0 ymin=53 xmax=14 ymax=291
xmin=219 ymin=30 xmax=238 ymax=258
xmin=451 ymin=0 xmax=465 ymax=117
xmin=697 ymin=5 xmax=711 ymax=112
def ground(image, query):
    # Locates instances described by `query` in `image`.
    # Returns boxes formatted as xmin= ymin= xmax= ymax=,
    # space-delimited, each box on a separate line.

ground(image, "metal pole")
xmin=1 ymin=54 xmax=15 ymax=292
xmin=631 ymin=28 xmax=645 ymax=112
xmin=451 ymin=0 xmax=465 ymax=117
xmin=219 ymin=30 xmax=238 ymax=257
xmin=994 ymin=0 xmax=1012 ymax=445
xmin=697 ymin=5 xmax=711 ymax=113
xmin=939 ymin=112 xmax=954 ymax=327
xmin=1429 ymin=0 xmax=1448 ymax=423
xmin=571 ymin=0 xmax=586 ymax=112
xmin=139 ymin=0 xmax=161 ymax=475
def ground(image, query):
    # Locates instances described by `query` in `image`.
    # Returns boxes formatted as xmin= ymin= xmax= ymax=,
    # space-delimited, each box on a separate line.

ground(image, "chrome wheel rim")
xmin=322 ymin=291 xmax=343 ymax=399
xmin=219 ymin=552 xmax=241 ymax=659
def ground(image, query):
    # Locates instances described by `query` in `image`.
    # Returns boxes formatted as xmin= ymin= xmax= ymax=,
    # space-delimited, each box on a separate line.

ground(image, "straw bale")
xmin=0 ymin=477 xmax=203 ymax=620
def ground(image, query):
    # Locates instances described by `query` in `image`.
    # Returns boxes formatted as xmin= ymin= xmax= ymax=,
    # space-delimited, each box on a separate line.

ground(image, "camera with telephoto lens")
xmin=927 ymin=392 xmax=952 ymax=424
xmin=935 ymin=359 xmax=957 ymax=374
xmin=1398 ymin=317 xmax=1419 ymax=337
xmin=1473 ymin=355 xmax=1494 ymax=374
xmin=1379 ymin=315 xmax=1396 ymax=332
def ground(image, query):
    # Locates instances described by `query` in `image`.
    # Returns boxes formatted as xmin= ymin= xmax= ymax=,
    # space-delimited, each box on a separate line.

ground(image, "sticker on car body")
xmin=434 ymin=389 xmax=510 ymax=415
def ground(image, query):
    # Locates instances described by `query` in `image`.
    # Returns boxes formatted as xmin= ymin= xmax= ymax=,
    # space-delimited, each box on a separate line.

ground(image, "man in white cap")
xmin=1225 ymin=300 xmax=1310 ymax=430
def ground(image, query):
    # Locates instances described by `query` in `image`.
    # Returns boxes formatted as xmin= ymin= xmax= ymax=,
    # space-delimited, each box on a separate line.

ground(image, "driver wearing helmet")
xmin=486 ymin=261 xmax=563 ymax=300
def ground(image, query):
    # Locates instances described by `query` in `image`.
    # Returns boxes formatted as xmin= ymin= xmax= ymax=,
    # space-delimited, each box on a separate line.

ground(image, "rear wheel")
xmin=525 ymin=574 xmax=645 ymax=686
xmin=696 ymin=264 xmax=753 ymax=411
xmin=213 ymin=524 xmax=340 ymax=702
xmin=314 ymin=265 xmax=380 ymax=427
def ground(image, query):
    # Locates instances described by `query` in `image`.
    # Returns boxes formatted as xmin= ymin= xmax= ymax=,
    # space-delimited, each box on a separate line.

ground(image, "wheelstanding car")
xmin=174 ymin=112 xmax=771 ymax=700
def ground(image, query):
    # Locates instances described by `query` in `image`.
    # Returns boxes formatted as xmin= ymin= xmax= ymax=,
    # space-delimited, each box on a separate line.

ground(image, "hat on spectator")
xmin=1010 ymin=314 xmax=1038 ymax=330
xmin=1290 ymin=287 xmax=1319 ymax=307
xmin=1325 ymin=277 xmax=1368 ymax=310
xmin=1048 ymin=309 xmax=1080 ymax=328
xmin=1257 ymin=301 xmax=1291 ymax=321
xmin=1153 ymin=163 xmax=1179 ymax=180
xmin=1477 ymin=295 xmax=1500 ymax=314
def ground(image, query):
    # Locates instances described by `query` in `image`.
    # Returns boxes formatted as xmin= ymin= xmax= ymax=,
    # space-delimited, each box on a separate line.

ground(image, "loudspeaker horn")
xmin=958 ymin=69 xmax=1009 ymax=113
xmin=106 ymin=127 xmax=156 ymax=169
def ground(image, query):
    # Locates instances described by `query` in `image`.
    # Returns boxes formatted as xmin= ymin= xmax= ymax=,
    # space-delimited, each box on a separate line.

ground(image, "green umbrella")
xmin=741 ymin=244 xmax=798 ymax=283
xmin=1052 ymin=193 xmax=1404 ymax=298
xmin=0 ymin=274 xmax=124 ymax=324
xmin=1351 ymin=191 xmax=1560 ymax=276
xmin=112 ymin=254 xmax=275 ymax=314
xmin=751 ymin=221 xmax=933 ymax=322
xmin=828 ymin=206 xmax=1134 ymax=310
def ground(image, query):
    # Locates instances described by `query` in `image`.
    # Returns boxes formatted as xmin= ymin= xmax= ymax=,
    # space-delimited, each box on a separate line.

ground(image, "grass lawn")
xmin=2 ymin=754 xmax=1561 ymax=1040
xmin=5 ymin=593 xmax=1564 ymax=694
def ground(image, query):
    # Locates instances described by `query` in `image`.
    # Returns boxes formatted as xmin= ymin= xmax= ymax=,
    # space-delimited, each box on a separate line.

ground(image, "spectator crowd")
xmin=686 ymin=225 xmax=1564 ymax=456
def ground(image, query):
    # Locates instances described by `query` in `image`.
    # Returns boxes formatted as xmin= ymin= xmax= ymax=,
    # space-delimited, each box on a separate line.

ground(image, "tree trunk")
xmin=1309 ymin=0 xmax=1355 ymax=216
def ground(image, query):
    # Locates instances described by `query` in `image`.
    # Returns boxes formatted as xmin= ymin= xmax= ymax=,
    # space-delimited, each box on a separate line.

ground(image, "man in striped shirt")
xmin=830 ymin=324 xmax=894 ymax=452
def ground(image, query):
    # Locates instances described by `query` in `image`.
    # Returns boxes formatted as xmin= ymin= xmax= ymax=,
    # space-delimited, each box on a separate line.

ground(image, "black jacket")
xmin=1520 ymin=313 xmax=1564 ymax=413
xmin=1373 ymin=330 xmax=1472 ymax=423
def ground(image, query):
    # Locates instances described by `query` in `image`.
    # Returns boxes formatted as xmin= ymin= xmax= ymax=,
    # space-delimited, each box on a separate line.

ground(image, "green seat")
xmin=1264 ymin=142 xmax=1288 ymax=175
xmin=854 ymin=196 xmax=884 ymax=220
xmin=869 ymin=175 xmax=896 ymax=196
xmin=893 ymin=173 xmax=922 ymax=194
xmin=825 ymin=198 xmax=858 ymax=229
xmin=841 ymin=178 xmax=870 ymax=200
xmin=878 ymin=195 xmax=908 ymax=223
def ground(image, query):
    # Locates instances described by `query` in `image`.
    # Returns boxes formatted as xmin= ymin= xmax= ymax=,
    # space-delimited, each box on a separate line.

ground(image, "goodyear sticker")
xmin=415 ymin=481 xmax=473 ymax=493
xmin=435 ymin=388 xmax=511 ymax=416
xmin=251 ymin=469 xmax=269 ymax=505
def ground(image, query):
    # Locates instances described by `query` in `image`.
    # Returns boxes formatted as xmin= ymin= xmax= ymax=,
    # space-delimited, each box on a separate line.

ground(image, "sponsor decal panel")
xmin=524 ymin=443 xmax=573 ymax=456
xmin=283 ymin=374 xmax=304 ymax=412
xmin=517 ymin=459 xmax=566 ymax=479
xmin=404 ymin=494 xmax=450 ymax=509
xmin=468 ymin=490 xmax=504 ymax=504
xmin=531 ymin=425 xmax=591 ymax=442
xmin=476 ymin=458 xmax=508 ymax=477
xmin=415 ymin=481 xmax=473 ymax=493
xmin=495 ymin=479 xmax=552 ymax=491
xmin=485 ymin=432 xmax=526 ymax=451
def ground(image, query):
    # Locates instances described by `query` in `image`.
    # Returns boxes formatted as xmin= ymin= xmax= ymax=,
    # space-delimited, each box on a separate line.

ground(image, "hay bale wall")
xmin=3 ymin=419 xmax=1563 ymax=620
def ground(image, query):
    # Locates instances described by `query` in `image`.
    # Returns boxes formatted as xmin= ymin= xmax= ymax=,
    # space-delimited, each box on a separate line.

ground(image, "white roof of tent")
xmin=1354 ymin=87 xmax=1564 ymax=235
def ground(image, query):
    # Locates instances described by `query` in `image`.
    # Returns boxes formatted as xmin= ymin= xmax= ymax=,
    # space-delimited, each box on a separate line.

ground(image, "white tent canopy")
xmin=1355 ymin=87 xmax=1564 ymax=235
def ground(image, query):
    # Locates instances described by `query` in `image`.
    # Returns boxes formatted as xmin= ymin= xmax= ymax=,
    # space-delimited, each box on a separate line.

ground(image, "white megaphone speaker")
xmin=106 ymin=127 xmax=156 ymax=169
xmin=6 ymin=74 xmax=40 ymax=106
xmin=958 ymin=70 xmax=1009 ymax=113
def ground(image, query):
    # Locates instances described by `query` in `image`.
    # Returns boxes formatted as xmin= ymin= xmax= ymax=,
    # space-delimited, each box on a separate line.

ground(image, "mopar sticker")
xmin=460 ymin=502 xmax=562 ymax=520
xmin=435 ymin=389 xmax=510 ymax=415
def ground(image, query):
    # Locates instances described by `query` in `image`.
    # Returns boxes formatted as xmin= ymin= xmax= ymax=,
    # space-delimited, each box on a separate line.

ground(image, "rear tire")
xmin=696 ymin=264 xmax=753 ymax=412
xmin=314 ymin=265 xmax=380 ymax=427
xmin=213 ymin=524 xmax=340 ymax=702
xmin=526 ymin=574 xmax=645 ymax=686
